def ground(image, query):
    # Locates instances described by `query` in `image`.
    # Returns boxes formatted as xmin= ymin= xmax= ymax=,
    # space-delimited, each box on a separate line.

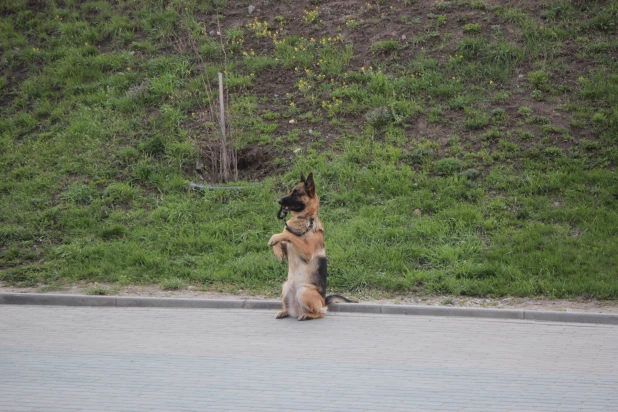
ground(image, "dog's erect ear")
xmin=300 ymin=172 xmax=305 ymax=183
xmin=305 ymin=173 xmax=315 ymax=197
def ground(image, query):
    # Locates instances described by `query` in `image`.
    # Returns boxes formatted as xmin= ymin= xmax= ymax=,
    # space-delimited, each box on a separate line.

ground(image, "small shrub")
xmin=365 ymin=107 xmax=393 ymax=128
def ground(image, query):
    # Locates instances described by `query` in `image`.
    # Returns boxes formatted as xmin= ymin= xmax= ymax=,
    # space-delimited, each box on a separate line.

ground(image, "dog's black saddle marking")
xmin=285 ymin=218 xmax=314 ymax=237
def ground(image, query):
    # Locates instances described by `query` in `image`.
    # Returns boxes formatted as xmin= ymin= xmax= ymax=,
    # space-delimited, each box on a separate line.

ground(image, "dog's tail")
xmin=325 ymin=294 xmax=357 ymax=305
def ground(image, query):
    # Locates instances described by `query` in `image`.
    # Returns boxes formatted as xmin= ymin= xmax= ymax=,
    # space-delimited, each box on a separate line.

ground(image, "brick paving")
xmin=1 ymin=305 xmax=617 ymax=411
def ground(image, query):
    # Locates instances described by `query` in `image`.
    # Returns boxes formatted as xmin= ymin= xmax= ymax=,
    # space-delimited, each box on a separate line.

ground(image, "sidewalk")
xmin=1 ymin=304 xmax=618 ymax=411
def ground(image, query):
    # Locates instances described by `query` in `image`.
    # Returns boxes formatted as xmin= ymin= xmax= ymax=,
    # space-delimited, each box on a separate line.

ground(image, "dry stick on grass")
xmin=215 ymin=15 xmax=238 ymax=181
xmin=187 ymin=34 xmax=220 ymax=177
xmin=187 ymin=18 xmax=237 ymax=183
xmin=218 ymin=71 xmax=229 ymax=182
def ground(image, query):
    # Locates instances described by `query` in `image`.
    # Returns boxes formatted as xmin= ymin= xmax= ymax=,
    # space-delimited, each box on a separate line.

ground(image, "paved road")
xmin=1 ymin=305 xmax=617 ymax=411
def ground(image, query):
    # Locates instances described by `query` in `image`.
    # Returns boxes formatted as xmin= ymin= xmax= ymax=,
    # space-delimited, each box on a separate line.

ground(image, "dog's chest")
xmin=286 ymin=243 xmax=310 ymax=282
xmin=285 ymin=242 xmax=325 ymax=284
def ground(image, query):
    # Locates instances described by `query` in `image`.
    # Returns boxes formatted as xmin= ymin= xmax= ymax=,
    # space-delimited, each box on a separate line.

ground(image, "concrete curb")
xmin=1 ymin=292 xmax=617 ymax=325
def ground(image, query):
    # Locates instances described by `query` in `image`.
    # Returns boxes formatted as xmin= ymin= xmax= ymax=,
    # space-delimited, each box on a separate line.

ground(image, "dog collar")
xmin=285 ymin=218 xmax=314 ymax=237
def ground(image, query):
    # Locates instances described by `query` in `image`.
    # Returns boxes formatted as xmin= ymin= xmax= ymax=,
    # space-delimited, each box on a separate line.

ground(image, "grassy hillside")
xmin=1 ymin=0 xmax=617 ymax=298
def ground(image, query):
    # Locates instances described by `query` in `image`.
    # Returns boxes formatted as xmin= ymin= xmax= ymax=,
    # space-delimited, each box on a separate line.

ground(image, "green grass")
xmin=463 ymin=24 xmax=481 ymax=34
xmin=370 ymin=40 xmax=400 ymax=53
xmin=85 ymin=285 xmax=111 ymax=295
xmin=1 ymin=0 xmax=618 ymax=300
xmin=159 ymin=277 xmax=185 ymax=291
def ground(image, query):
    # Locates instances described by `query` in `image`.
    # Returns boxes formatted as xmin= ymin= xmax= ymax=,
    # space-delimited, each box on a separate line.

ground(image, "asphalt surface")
xmin=1 ymin=305 xmax=617 ymax=411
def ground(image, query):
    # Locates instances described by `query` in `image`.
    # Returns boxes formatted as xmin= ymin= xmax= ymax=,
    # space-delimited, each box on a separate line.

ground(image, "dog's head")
xmin=278 ymin=172 xmax=318 ymax=217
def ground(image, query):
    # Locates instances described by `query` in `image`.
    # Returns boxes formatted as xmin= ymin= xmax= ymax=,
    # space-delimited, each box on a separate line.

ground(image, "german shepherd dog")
xmin=268 ymin=172 xmax=354 ymax=320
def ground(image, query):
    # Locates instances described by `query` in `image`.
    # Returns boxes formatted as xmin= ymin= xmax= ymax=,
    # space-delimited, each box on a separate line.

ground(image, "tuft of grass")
xmin=370 ymin=40 xmax=400 ymax=52
xmin=100 ymin=225 xmax=127 ymax=240
xmin=471 ymin=2 xmax=487 ymax=10
xmin=159 ymin=277 xmax=185 ymax=291
xmin=434 ymin=158 xmax=464 ymax=176
xmin=463 ymin=24 xmax=481 ymax=34
xmin=518 ymin=106 xmax=533 ymax=118
xmin=529 ymin=70 xmax=551 ymax=91
xmin=465 ymin=111 xmax=490 ymax=129
xmin=243 ymin=55 xmax=276 ymax=73
xmin=303 ymin=6 xmax=319 ymax=26
xmin=86 ymin=285 xmax=111 ymax=295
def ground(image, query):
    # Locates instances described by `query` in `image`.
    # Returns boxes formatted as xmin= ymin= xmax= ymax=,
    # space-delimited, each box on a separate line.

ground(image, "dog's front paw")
xmin=268 ymin=234 xmax=283 ymax=247
xmin=273 ymin=243 xmax=287 ymax=262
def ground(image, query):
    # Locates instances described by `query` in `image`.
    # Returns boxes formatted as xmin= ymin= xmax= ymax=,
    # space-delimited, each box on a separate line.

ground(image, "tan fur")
xmin=268 ymin=174 xmax=328 ymax=321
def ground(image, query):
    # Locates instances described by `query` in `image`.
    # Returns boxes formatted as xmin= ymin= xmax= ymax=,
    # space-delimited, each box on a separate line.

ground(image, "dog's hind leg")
xmin=297 ymin=312 xmax=325 ymax=321
xmin=297 ymin=286 xmax=326 ymax=321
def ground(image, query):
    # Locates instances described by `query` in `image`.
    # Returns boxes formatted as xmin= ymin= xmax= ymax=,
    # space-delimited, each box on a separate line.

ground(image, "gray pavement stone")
xmin=1 ymin=306 xmax=618 ymax=411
